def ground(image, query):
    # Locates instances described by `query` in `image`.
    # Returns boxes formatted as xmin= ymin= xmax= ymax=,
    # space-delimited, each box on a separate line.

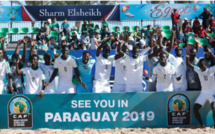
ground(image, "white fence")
xmin=0 ymin=19 xmax=203 ymax=42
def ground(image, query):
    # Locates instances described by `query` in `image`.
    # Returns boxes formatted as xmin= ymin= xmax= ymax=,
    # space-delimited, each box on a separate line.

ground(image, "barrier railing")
xmin=3 ymin=91 xmax=214 ymax=129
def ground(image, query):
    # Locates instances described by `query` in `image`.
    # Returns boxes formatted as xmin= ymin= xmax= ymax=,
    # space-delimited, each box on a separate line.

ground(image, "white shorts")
xmin=195 ymin=93 xmax=215 ymax=106
xmin=173 ymin=83 xmax=187 ymax=92
xmin=45 ymin=83 xmax=56 ymax=94
xmin=0 ymin=83 xmax=4 ymax=94
xmin=93 ymin=80 xmax=111 ymax=93
xmin=57 ymin=82 xmax=75 ymax=93
xmin=126 ymin=84 xmax=143 ymax=92
xmin=112 ymin=83 xmax=126 ymax=93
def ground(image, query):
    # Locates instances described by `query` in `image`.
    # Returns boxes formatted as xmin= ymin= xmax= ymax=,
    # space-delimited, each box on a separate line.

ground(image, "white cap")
xmin=47 ymin=19 xmax=51 ymax=23
xmin=184 ymin=18 xmax=188 ymax=21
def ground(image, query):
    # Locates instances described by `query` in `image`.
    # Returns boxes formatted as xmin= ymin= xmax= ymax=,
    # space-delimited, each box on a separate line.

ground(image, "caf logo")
xmin=167 ymin=93 xmax=190 ymax=126
xmin=8 ymin=96 xmax=33 ymax=128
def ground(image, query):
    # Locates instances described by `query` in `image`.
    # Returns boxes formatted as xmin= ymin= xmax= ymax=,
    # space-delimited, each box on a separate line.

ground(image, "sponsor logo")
xmin=8 ymin=96 xmax=33 ymax=128
xmin=167 ymin=93 xmax=190 ymax=125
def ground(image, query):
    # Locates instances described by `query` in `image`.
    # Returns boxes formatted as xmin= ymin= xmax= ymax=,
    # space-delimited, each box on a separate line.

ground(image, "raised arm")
xmin=148 ymin=30 xmax=163 ymax=59
xmin=194 ymin=38 xmax=199 ymax=54
xmin=14 ymin=39 xmax=23 ymax=55
xmin=7 ymin=74 xmax=14 ymax=93
xmin=74 ymin=67 xmax=87 ymax=89
xmin=16 ymin=58 xmax=23 ymax=75
xmin=186 ymin=49 xmax=194 ymax=69
xmin=1 ymin=37 xmax=9 ymax=61
xmin=96 ymin=34 xmax=114 ymax=57
xmin=166 ymin=30 xmax=175 ymax=53
xmin=22 ymin=37 xmax=28 ymax=63
xmin=29 ymin=39 xmax=37 ymax=60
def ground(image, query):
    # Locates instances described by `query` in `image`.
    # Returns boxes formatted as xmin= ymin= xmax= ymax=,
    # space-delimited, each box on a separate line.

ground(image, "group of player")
xmin=1 ymin=26 xmax=215 ymax=127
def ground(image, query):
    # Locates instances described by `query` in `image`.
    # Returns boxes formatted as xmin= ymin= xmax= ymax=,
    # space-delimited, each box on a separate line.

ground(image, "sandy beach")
xmin=1 ymin=127 xmax=215 ymax=134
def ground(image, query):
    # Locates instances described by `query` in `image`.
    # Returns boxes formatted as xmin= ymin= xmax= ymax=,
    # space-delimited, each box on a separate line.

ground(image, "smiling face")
xmin=198 ymin=59 xmax=207 ymax=72
xmin=175 ymin=47 xmax=182 ymax=57
xmin=103 ymin=45 xmax=110 ymax=58
xmin=44 ymin=53 xmax=51 ymax=65
xmin=61 ymin=46 xmax=69 ymax=58
xmin=82 ymin=52 xmax=90 ymax=64
xmin=31 ymin=55 xmax=38 ymax=67
xmin=159 ymin=52 xmax=168 ymax=66
xmin=132 ymin=47 xmax=139 ymax=59
xmin=190 ymin=48 xmax=197 ymax=59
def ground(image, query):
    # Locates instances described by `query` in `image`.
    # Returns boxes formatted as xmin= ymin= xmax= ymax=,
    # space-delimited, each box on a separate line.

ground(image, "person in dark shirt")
xmin=199 ymin=7 xmax=211 ymax=29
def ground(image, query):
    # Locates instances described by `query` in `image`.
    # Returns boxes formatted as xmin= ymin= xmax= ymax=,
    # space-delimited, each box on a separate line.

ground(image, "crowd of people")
xmin=0 ymin=7 xmax=215 ymax=127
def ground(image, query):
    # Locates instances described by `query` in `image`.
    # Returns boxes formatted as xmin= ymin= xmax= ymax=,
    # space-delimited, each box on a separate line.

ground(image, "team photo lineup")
xmin=1 ymin=6 xmax=215 ymax=128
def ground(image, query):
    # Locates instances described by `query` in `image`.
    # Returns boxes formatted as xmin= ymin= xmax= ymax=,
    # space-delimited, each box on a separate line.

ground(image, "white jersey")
xmin=114 ymin=57 xmax=127 ymax=84
xmin=152 ymin=62 xmax=176 ymax=92
xmin=38 ymin=63 xmax=56 ymax=93
xmin=94 ymin=54 xmax=114 ymax=82
xmin=124 ymin=54 xmax=148 ymax=85
xmin=90 ymin=37 xmax=98 ymax=50
xmin=168 ymin=54 xmax=187 ymax=91
xmin=22 ymin=67 xmax=46 ymax=94
xmin=0 ymin=59 xmax=11 ymax=94
xmin=54 ymin=56 xmax=77 ymax=84
xmin=194 ymin=66 xmax=215 ymax=94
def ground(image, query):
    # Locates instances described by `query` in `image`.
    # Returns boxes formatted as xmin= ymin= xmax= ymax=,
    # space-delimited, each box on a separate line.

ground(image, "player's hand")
xmin=186 ymin=49 xmax=190 ymax=55
xmin=81 ymin=82 xmax=87 ymax=89
xmin=119 ymin=33 xmax=124 ymax=40
xmin=38 ymin=91 xmax=44 ymax=99
xmin=23 ymin=36 xmax=29 ymax=44
xmin=45 ymin=83 xmax=50 ymax=90
xmin=10 ymin=86 xmax=14 ymax=94
xmin=124 ymin=34 xmax=129 ymax=43
xmin=109 ymin=35 xmax=115 ymax=40
xmin=176 ymin=75 xmax=182 ymax=81
xmin=31 ymin=39 xmax=36 ymax=47
xmin=0 ymin=37 xmax=5 ymax=44
xmin=144 ymin=77 xmax=149 ymax=81
xmin=17 ymin=39 xmax=23 ymax=45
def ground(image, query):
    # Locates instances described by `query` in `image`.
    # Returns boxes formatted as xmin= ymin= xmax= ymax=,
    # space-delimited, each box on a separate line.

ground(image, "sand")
xmin=1 ymin=127 xmax=215 ymax=134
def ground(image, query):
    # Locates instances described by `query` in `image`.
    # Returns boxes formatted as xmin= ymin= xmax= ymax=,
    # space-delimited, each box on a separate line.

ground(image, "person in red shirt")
xmin=193 ymin=17 xmax=200 ymax=33
xmin=183 ymin=40 xmax=192 ymax=49
xmin=185 ymin=22 xmax=192 ymax=33
xmin=209 ymin=15 xmax=215 ymax=34
xmin=171 ymin=9 xmax=182 ymax=40
xmin=196 ymin=25 xmax=210 ymax=38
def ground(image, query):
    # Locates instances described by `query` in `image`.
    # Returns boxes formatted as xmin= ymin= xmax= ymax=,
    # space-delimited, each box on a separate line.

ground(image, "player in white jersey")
xmin=186 ymin=49 xmax=215 ymax=127
xmin=0 ymin=49 xmax=13 ymax=94
xmin=93 ymin=34 xmax=122 ymax=93
xmin=146 ymin=52 xmax=182 ymax=92
xmin=38 ymin=53 xmax=56 ymax=94
xmin=116 ymin=31 xmax=160 ymax=92
xmin=112 ymin=34 xmax=152 ymax=93
xmin=16 ymin=54 xmax=46 ymax=97
xmin=46 ymin=45 xmax=86 ymax=93
xmin=163 ymin=33 xmax=187 ymax=91
xmin=112 ymin=42 xmax=129 ymax=93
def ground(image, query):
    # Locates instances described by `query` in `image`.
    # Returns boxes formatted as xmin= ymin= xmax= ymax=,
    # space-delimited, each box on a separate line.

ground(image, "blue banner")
xmin=0 ymin=6 xmax=22 ymax=22
xmin=120 ymin=4 xmax=215 ymax=20
xmin=22 ymin=5 xmax=120 ymax=21
xmin=0 ymin=92 xmax=214 ymax=129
